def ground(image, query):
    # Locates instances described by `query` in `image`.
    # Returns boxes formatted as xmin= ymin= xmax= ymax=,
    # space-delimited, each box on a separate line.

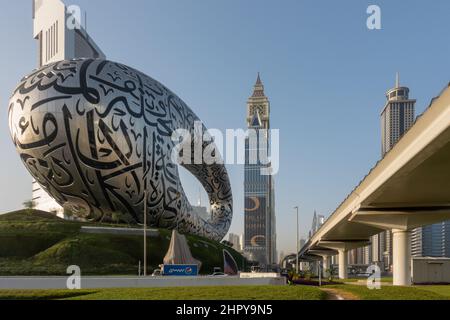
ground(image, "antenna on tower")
xmin=396 ymin=72 xmax=400 ymax=88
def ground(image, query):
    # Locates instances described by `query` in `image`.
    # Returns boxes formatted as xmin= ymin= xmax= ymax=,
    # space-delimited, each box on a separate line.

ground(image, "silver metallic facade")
xmin=8 ymin=59 xmax=233 ymax=241
xmin=31 ymin=0 xmax=106 ymax=216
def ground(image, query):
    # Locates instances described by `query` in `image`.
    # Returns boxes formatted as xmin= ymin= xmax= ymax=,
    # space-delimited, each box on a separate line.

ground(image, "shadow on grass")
xmin=0 ymin=290 xmax=97 ymax=300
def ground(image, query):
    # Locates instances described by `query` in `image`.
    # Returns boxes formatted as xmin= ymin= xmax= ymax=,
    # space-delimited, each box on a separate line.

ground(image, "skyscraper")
xmin=381 ymin=73 xmax=416 ymax=156
xmin=244 ymin=74 xmax=277 ymax=267
xmin=31 ymin=0 xmax=105 ymax=217
xmin=228 ymin=233 xmax=243 ymax=252
xmin=299 ymin=238 xmax=306 ymax=250
xmin=412 ymin=221 xmax=450 ymax=257
xmin=379 ymin=74 xmax=450 ymax=260
xmin=311 ymin=211 xmax=325 ymax=235
xmin=374 ymin=74 xmax=416 ymax=270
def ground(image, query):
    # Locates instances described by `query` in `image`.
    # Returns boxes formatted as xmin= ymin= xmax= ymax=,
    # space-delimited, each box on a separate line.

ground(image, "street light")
xmin=294 ymin=206 xmax=299 ymax=274
xmin=143 ymin=187 xmax=148 ymax=276
xmin=176 ymin=192 xmax=181 ymax=231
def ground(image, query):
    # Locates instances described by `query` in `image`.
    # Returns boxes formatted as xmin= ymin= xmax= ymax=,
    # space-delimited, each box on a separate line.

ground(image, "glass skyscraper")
xmin=244 ymin=74 xmax=277 ymax=267
xmin=412 ymin=221 xmax=450 ymax=257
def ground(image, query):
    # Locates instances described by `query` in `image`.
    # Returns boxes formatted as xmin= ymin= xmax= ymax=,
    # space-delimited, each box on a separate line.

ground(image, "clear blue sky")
xmin=0 ymin=0 xmax=449 ymax=256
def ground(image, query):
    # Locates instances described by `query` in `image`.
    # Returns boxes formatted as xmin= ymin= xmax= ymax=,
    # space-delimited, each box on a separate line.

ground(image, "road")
xmin=0 ymin=276 xmax=286 ymax=290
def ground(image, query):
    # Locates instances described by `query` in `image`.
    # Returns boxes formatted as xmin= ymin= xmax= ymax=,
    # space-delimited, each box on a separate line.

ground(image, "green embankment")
xmin=0 ymin=210 xmax=245 ymax=275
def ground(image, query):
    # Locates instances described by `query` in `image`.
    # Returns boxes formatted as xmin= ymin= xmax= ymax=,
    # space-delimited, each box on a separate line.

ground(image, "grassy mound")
xmin=0 ymin=210 xmax=246 ymax=276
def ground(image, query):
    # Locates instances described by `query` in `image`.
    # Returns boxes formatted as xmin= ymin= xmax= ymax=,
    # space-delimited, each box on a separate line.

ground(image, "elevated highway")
xmin=300 ymin=83 xmax=450 ymax=286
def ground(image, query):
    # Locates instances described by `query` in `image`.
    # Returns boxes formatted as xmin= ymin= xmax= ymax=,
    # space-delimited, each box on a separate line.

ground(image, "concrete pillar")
xmin=312 ymin=261 xmax=319 ymax=276
xmin=338 ymin=250 xmax=348 ymax=279
xmin=322 ymin=256 xmax=331 ymax=278
xmin=392 ymin=229 xmax=412 ymax=286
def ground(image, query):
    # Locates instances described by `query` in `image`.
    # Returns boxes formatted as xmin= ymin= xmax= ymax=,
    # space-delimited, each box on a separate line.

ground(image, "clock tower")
xmin=244 ymin=73 xmax=277 ymax=268
xmin=247 ymin=73 xmax=270 ymax=130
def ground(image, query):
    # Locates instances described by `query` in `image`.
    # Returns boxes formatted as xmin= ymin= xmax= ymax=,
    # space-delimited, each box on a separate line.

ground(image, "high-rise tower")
xmin=244 ymin=74 xmax=277 ymax=267
xmin=374 ymin=74 xmax=416 ymax=270
xmin=381 ymin=73 xmax=416 ymax=156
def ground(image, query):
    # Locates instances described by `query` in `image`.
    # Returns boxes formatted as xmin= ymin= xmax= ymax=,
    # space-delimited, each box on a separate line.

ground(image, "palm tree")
xmin=23 ymin=200 xmax=36 ymax=210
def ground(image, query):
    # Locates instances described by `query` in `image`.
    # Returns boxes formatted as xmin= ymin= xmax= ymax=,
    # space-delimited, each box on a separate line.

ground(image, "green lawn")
xmin=416 ymin=285 xmax=450 ymax=298
xmin=324 ymin=284 xmax=450 ymax=300
xmin=0 ymin=290 xmax=97 ymax=300
xmin=1 ymin=284 xmax=449 ymax=300
xmin=332 ymin=277 xmax=393 ymax=284
xmin=0 ymin=286 xmax=326 ymax=300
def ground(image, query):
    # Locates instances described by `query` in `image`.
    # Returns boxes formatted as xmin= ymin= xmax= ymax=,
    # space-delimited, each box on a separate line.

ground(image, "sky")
xmin=0 ymin=0 xmax=449 ymax=257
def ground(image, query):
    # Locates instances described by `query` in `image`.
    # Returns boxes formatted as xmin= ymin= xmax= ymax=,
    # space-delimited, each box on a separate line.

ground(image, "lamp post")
xmin=176 ymin=192 xmax=181 ymax=231
xmin=294 ymin=206 xmax=299 ymax=274
xmin=143 ymin=187 xmax=148 ymax=276
xmin=318 ymin=261 xmax=322 ymax=286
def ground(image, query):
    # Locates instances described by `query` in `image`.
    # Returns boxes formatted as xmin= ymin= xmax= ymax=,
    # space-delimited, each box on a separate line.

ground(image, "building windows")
xmin=56 ymin=20 xmax=58 ymax=55
xmin=44 ymin=21 xmax=59 ymax=64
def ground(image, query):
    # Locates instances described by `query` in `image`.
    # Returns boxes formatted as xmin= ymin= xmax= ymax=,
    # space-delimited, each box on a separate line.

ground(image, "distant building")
xmin=192 ymin=206 xmax=210 ymax=222
xmin=228 ymin=233 xmax=242 ymax=252
xmin=309 ymin=211 xmax=325 ymax=238
xmin=348 ymin=246 xmax=370 ymax=266
xmin=354 ymin=246 xmax=371 ymax=265
xmin=363 ymin=246 xmax=371 ymax=265
xmin=299 ymin=238 xmax=306 ymax=251
xmin=279 ymin=251 xmax=285 ymax=265
xmin=244 ymin=74 xmax=277 ymax=266
xmin=412 ymin=222 xmax=450 ymax=258
xmin=31 ymin=0 xmax=105 ymax=218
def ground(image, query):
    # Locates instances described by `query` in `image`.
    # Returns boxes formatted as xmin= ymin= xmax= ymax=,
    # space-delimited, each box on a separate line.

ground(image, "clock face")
xmin=251 ymin=105 xmax=265 ymax=116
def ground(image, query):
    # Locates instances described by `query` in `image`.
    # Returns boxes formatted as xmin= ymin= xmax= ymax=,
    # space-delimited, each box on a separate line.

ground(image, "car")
xmin=151 ymin=269 xmax=162 ymax=277
xmin=210 ymin=272 xmax=227 ymax=277
xmin=251 ymin=266 xmax=261 ymax=273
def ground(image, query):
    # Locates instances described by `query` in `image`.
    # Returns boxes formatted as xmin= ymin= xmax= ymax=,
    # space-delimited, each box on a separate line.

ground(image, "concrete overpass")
xmin=299 ymin=83 xmax=450 ymax=286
